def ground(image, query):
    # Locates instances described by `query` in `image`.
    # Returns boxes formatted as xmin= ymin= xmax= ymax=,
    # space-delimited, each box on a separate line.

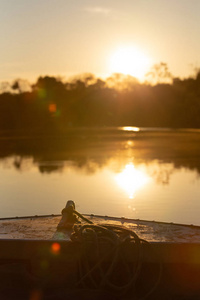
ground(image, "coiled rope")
xmin=70 ymin=209 xmax=162 ymax=299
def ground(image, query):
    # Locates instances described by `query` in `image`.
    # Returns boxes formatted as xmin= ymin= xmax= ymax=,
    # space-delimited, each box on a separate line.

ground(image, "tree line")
xmin=1 ymin=63 xmax=200 ymax=136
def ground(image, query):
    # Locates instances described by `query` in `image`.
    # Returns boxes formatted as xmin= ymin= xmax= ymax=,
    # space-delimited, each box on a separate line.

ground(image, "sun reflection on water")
xmin=115 ymin=163 xmax=149 ymax=199
xmin=122 ymin=126 xmax=140 ymax=132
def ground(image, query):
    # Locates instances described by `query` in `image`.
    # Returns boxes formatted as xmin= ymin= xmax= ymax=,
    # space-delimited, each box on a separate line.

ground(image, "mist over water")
xmin=0 ymin=128 xmax=200 ymax=225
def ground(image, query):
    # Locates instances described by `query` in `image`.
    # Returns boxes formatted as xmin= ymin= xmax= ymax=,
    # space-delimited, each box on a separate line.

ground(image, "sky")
xmin=1 ymin=0 xmax=200 ymax=83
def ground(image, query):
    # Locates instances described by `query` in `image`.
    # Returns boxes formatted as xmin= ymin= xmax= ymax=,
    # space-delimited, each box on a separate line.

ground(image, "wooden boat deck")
xmin=0 ymin=214 xmax=200 ymax=242
xmin=0 ymin=210 xmax=200 ymax=299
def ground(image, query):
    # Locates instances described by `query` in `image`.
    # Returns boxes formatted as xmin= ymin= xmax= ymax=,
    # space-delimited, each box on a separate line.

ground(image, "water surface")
xmin=0 ymin=127 xmax=200 ymax=225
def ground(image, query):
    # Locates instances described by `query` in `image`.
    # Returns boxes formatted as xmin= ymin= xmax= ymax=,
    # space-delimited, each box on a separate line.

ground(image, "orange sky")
xmin=1 ymin=0 xmax=200 ymax=83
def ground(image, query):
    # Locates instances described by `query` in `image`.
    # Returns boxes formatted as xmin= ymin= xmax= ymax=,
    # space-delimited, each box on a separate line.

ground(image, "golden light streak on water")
xmin=121 ymin=126 xmax=140 ymax=132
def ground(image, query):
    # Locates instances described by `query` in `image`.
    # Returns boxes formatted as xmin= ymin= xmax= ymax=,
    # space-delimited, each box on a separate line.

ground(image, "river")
xmin=0 ymin=127 xmax=200 ymax=225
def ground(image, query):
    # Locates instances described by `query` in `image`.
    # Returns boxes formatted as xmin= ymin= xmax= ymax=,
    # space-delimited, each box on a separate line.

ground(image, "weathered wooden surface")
xmin=0 ymin=214 xmax=200 ymax=242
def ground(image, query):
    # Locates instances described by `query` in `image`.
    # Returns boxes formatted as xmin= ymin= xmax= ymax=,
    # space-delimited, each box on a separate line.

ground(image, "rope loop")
xmin=70 ymin=220 xmax=162 ymax=299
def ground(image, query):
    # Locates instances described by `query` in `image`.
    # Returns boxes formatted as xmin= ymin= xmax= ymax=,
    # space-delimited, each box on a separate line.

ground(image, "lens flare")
xmin=49 ymin=103 xmax=57 ymax=113
xmin=51 ymin=242 xmax=61 ymax=254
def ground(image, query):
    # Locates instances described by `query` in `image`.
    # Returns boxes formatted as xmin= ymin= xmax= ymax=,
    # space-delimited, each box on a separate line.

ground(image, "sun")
xmin=109 ymin=46 xmax=151 ymax=80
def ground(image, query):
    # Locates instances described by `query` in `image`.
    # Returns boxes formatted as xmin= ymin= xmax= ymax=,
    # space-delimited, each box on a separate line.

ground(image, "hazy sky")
xmin=1 ymin=0 xmax=200 ymax=83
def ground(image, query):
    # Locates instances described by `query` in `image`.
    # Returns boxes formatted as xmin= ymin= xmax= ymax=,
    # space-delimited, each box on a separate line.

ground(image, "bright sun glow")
xmin=109 ymin=46 xmax=151 ymax=80
xmin=115 ymin=163 xmax=149 ymax=199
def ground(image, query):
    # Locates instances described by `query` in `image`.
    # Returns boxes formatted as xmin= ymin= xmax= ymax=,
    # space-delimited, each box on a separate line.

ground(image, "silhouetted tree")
xmin=145 ymin=62 xmax=172 ymax=84
xmin=1 ymin=65 xmax=200 ymax=135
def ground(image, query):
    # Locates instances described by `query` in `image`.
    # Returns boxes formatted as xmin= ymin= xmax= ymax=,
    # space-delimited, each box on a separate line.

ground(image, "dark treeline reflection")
xmin=1 ymin=131 xmax=200 ymax=182
xmin=1 ymin=66 xmax=200 ymax=134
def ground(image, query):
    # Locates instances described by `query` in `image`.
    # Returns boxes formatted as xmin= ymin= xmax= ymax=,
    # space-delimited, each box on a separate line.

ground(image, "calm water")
xmin=1 ymin=127 xmax=200 ymax=225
